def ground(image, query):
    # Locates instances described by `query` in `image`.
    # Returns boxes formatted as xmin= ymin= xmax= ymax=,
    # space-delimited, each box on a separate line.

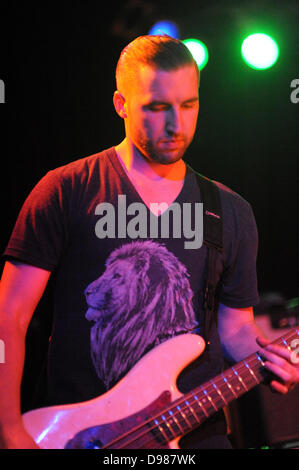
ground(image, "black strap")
xmin=194 ymin=173 xmax=223 ymax=345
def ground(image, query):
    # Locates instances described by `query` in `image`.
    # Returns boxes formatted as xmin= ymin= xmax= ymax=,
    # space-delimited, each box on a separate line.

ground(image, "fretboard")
xmin=149 ymin=327 xmax=299 ymax=444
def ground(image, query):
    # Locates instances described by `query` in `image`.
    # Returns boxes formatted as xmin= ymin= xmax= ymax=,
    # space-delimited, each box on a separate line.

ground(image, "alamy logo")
xmin=0 ymin=339 xmax=5 ymax=363
xmin=94 ymin=195 xmax=203 ymax=249
xmin=290 ymin=79 xmax=299 ymax=104
xmin=0 ymin=80 xmax=5 ymax=103
xmin=290 ymin=338 xmax=299 ymax=365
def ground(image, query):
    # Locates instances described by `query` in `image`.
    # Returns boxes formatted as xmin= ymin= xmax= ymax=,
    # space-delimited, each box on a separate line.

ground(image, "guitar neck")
xmin=149 ymin=327 xmax=299 ymax=444
xmin=64 ymin=328 xmax=299 ymax=449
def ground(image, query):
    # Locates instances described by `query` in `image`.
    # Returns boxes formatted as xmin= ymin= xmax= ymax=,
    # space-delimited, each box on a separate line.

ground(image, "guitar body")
xmin=23 ymin=325 xmax=299 ymax=449
xmin=23 ymin=334 xmax=205 ymax=449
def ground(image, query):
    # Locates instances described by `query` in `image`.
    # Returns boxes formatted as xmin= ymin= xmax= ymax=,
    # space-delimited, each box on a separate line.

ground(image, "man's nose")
xmin=165 ymin=107 xmax=183 ymax=136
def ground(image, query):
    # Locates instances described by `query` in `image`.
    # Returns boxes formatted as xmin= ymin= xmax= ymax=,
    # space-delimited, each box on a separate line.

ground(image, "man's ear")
xmin=113 ymin=91 xmax=127 ymax=119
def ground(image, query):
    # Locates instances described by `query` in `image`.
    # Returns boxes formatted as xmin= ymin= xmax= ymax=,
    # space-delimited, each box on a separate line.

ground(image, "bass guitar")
xmin=22 ymin=328 xmax=299 ymax=449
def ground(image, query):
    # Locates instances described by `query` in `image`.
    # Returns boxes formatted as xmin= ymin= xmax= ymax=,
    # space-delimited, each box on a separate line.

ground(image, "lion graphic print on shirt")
xmin=84 ymin=240 xmax=198 ymax=390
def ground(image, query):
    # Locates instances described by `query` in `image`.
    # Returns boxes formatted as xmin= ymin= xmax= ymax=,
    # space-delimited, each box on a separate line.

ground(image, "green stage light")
xmin=241 ymin=33 xmax=279 ymax=70
xmin=183 ymin=39 xmax=209 ymax=70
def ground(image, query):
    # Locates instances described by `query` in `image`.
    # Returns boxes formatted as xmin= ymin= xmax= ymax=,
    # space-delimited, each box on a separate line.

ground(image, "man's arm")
xmin=0 ymin=260 xmax=51 ymax=449
xmin=218 ymin=302 xmax=299 ymax=394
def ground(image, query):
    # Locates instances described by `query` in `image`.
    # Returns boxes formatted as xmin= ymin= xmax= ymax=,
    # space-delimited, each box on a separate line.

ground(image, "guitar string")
xmin=102 ymin=354 xmax=263 ymax=449
xmin=100 ymin=329 xmax=299 ymax=449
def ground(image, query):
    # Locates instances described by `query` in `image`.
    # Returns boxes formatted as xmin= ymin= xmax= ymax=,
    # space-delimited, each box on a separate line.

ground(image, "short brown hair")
xmin=116 ymin=35 xmax=199 ymax=94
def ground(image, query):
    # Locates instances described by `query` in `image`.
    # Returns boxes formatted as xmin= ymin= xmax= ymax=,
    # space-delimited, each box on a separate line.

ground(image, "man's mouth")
xmin=159 ymin=139 xmax=184 ymax=149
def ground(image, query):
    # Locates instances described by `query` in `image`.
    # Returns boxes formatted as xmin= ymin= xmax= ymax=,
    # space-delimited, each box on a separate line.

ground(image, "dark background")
xmin=0 ymin=0 xmax=298 ymax=444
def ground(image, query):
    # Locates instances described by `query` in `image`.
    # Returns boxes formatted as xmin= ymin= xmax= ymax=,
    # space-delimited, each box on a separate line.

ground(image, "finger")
xmin=256 ymin=336 xmax=293 ymax=361
xmin=264 ymin=360 xmax=292 ymax=383
xmin=259 ymin=347 xmax=289 ymax=369
xmin=262 ymin=343 xmax=293 ymax=362
xmin=270 ymin=380 xmax=289 ymax=394
xmin=256 ymin=336 xmax=270 ymax=348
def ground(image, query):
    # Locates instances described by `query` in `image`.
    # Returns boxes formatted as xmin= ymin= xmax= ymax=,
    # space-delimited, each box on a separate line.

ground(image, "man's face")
xmin=122 ymin=64 xmax=199 ymax=165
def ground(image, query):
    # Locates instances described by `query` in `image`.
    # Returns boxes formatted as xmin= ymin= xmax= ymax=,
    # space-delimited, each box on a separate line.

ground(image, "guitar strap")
xmin=194 ymin=172 xmax=223 ymax=347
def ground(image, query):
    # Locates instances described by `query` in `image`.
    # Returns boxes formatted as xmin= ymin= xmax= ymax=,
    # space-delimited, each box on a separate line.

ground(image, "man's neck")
xmin=115 ymin=139 xmax=186 ymax=183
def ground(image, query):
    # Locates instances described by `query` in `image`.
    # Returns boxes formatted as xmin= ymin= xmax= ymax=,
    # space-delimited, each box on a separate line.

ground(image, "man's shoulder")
xmin=212 ymin=179 xmax=256 ymax=231
xmin=189 ymin=167 xmax=254 ymax=225
xmin=190 ymin=167 xmax=251 ymax=209
xmin=213 ymin=179 xmax=250 ymax=206
xmin=47 ymin=147 xmax=114 ymax=181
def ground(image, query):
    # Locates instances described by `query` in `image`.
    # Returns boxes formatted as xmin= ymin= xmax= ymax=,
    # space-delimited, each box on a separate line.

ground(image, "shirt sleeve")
xmin=3 ymin=169 xmax=70 ymax=271
xmin=218 ymin=193 xmax=260 ymax=309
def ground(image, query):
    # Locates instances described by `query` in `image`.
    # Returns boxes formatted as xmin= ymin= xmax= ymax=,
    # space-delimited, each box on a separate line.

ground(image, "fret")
xmin=179 ymin=403 xmax=198 ymax=428
xmin=243 ymin=360 xmax=259 ymax=384
xmin=211 ymin=381 xmax=228 ymax=405
xmin=221 ymin=373 xmax=238 ymax=398
xmin=247 ymin=355 xmax=269 ymax=383
xmin=192 ymin=393 xmax=209 ymax=418
xmin=281 ymin=336 xmax=292 ymax=351
xmin=199 ymin=392 xmax=216 ymax=414
xmin=153 ymin=418 xmax=172 ymax=442
xmin=209 ymin=384 xmax=225 ymax=408
xmin=236 ymin=356 xmax=267 ymax=390
xmin=184 ymin=400 xmax=201 ymax=424
xmin=166 ymin=409 xmax=184 ymax=435
xmin=161 ymin=414 xmax=176 ymax=439
xmin=201 ymin=388 xmax=218 ymax=411
xmin=256 ymin=352 xmax=266 ymax=367
xmin=232 ymin=367 xmax=248 ymax=391
xmin=174 ymin=404 xmax=194 ymax=430
xmin=151 ymin=396 xmax=206 ymax=445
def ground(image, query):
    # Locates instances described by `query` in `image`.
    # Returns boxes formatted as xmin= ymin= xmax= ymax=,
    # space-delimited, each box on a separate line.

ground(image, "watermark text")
xmin=95 ymin=195 xmax=203 ymax=249
xmin=290 ymin=79 xmax=299 ymax=104
xmin=0 ymin=339 xmax=5 ymax=363
xmin=290 ymin=338 xmax=299 ymax=364
xmin=0 ymin=79 xmax=5 ymax=103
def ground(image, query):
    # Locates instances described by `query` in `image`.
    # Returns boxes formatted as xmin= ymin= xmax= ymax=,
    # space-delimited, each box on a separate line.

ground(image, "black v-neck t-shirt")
xmin=4 ymin=147 xmax=259 ymax=448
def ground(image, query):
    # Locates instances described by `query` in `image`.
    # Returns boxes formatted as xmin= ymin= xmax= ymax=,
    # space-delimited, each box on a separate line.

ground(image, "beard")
xmin=137 ymin=141 xmax=188 ymax=165
xmin=133 ymin=132 xmax=192 ymax=165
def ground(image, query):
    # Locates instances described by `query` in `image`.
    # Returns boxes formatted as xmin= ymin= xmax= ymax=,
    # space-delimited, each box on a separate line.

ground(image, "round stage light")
xmin=241 ymin=33 xmax=279 ymax=70
xmin=182 ymin=39 xmax=209 ymax=70
xmin=148 ymin=20 xmax=180 ymax=39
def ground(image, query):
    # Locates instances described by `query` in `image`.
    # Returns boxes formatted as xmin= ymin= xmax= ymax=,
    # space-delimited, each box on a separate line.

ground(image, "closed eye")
xmin=145 ymin=102 xmax=170 ymax=112
xmin=182 ymin=98 xmax=199 ymax=109
xmin=144 ymin=98 xmax=198 ymax=112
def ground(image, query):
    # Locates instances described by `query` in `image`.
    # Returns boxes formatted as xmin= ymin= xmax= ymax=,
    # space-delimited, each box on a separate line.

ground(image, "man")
xmin=0 ymin=35 xmax=298 ymax=449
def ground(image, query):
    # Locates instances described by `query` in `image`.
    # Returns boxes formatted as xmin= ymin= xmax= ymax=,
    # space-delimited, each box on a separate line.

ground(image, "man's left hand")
xmin=257 ymin=336 xmax=299 ymax=394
